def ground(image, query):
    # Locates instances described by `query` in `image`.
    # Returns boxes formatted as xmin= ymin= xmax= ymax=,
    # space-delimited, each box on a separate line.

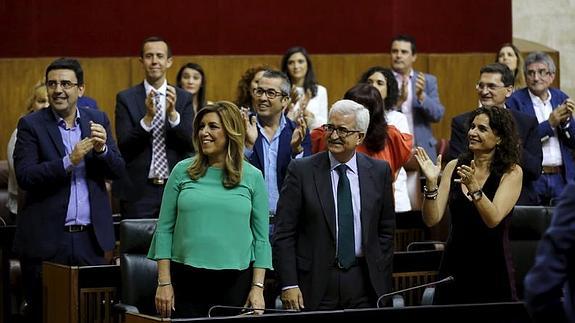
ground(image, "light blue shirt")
xmin=56 ymin=110 xmax=91 ymax=226
xmin=329 ymin=152 xmax=363 ymax=257
xmin=258 ymin=114 xmax=287 ymax=215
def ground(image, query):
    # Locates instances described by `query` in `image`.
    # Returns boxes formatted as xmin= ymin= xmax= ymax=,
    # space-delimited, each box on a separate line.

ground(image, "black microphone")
xmin=376 ymin=276 xmax=454 ymax=308
xmin=206 ymin=305 xmax=299 ymax=318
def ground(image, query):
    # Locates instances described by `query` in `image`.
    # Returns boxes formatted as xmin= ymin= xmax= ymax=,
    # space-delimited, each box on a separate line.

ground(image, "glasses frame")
xmin=322 ymin=124 xmax=361 ymax=138
xmin=525 ymin=69 xmax=552 ymax=78
xmin=46 ymin=80 xmax=79 ymax=90
xmin=252 ymin=87 xmax=286 ymax=100
xmin=475 ymin=82 xmax=507 ymax=92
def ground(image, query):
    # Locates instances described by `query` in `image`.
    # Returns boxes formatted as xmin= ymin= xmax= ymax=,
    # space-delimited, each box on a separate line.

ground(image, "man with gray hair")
xmin=273 ymin=99 xmax=395 ymax=310
xmin=507 ymin=51 xmax=575 ymax=205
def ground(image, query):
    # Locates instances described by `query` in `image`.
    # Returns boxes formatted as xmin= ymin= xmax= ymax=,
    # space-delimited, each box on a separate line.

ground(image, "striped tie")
xmin=151 ymin=93 xmax=169 ymax=179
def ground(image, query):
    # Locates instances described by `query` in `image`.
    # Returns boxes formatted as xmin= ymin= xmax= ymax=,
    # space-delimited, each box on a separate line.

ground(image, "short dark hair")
xmin=391 ymin=34 xmax=417 ymax=54
xmin=140 ymin=36 xmax=172 ymax=58
xmin=343 ymin=83 xmax=388 ymax=152
xmin=480 ymin=63 xmax=515 ymax=87
xmin=176 ymin=62 xmax=207 ymax=108
xmin=358 ymin=66 xmax=399 ymax=110
xmin=45 ymin=58 xmax=84 ymax=85
xmin=261 ymin=70 xmax=291 ymax=95
xmin=281 ymin=46 xmax=319 ymax=97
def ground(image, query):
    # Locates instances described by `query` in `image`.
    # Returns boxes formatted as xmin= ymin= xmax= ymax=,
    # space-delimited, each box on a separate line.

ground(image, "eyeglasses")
xmin=253 ymin=88 xmax=285 ymax=100
xmin=475 ymin=82 xmax=506 ymax=92
xmin=526 ymin=69 xmax=551 ymax=78
xmin=46 ymin=80 xmax=79 ymax=90
xmin=322 ymin=124 xmax=361 ymax=138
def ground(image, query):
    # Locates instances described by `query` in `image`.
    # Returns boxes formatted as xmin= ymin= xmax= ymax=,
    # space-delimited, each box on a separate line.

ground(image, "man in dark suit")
xmin=448 ymin=63 xmax=542 ymax=205
xmin=113 ymin=36 xmax=194 ymax=218
xmin=506 ymin=51 xmax=575 ymax=205
xmin=525 ymin=182 xmax=575 ymax=323
xmin=273 ymin=99 xmax=395 ymax=310
xmin=244 ymin=70 xmax=311 ymax=220
xmin=390 ymin=34 xmax=445 ymax=162
xmin=14 ymin=58 xmax=125 ymax=323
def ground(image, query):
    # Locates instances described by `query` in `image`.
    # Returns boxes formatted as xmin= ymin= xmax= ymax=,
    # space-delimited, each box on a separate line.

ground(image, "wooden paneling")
xmin=0 ymin=51 xmax=559 ymax=160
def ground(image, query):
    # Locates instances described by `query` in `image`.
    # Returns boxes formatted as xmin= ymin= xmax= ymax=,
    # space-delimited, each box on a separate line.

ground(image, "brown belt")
xmin=542 ymin=166 xmax=563 ymax=174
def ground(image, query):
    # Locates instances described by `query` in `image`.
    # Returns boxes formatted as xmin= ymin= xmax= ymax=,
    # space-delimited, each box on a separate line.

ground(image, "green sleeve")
xmin=249 ymin=167 xmax=272 ymax=269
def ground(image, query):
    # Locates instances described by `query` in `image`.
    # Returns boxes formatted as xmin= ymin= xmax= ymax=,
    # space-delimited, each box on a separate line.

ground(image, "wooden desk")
xmin=43 ymin=262 xmax=120 ymax=323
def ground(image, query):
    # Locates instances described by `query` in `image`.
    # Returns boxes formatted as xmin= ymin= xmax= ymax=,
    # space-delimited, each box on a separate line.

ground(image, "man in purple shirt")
xmin=13 ymin=58 xmax=125 ymax=323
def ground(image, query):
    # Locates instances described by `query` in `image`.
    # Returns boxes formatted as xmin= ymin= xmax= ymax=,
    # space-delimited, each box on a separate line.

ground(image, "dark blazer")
xmin=525 ymin=182 xmax=575 ymax=323
xmin=13 ymin=106 xmax=125 ymax=259
xmin=448 ymin=107 xmax=543 ymax=205
xmin=248 ymin=117 xmax=312 ymax=191
xmin=273 ymin=152 xmax=395 ymax=309
xmin=506 ymin=87 xmax=575 ymax=183
xmin=112 ymin=83 xmax=194 ymax=201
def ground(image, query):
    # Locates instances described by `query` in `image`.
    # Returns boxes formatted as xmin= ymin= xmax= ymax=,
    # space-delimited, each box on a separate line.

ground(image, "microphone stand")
xmin=376 ymin=276 xmax=454 ymax=308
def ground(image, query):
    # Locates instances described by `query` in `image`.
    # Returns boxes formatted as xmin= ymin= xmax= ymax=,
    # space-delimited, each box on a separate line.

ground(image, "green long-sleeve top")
xmin=147 ymin=158 xmax=272 ymax=270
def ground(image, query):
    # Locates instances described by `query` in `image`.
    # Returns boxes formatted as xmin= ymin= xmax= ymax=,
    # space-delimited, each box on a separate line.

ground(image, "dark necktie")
xmin=336 ymin=164 xmax=355 ymax=269
xmin=152 ymin=93 xmax=169 ymax=179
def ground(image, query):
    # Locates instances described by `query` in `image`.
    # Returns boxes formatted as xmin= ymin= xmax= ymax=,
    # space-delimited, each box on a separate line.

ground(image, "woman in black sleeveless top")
xmin=415 ymin=106 xmax=523 ymax=304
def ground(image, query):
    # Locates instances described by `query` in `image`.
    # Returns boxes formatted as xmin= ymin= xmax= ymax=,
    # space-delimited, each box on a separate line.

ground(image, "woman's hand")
xmin=414 ymin=147 xmax=442 ymax=183
xmin=456 ymin=160 xmax=480 ymax=193
xmin=155 ymin=284 xmax=175 ymax=318
xmin=244 ymin=286 xmax=265 ymax=315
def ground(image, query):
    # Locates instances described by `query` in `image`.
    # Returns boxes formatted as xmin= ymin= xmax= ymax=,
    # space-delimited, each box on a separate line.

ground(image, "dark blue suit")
xmin=525 ymin=183 xmax=575 ymax=323
xmin=506 ymin=88 xmax=575 ymax=183
xmin=112 ymin=83 xmax=193 ymax=217
xmin=448 ymin=107 xmax=543 ymax=205
xmin=14 ymin=106 xmax=124 ymax=259
xmin=248 ymin=117 xmax=312 ymax=192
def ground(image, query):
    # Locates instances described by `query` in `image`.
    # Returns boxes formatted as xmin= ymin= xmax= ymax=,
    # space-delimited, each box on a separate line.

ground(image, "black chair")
xmin=509 ymin=205 xmax=554 ymax=299
xmin=392 ymin=250 xmax=443 ymax=306
xmin=115 ymin=219 xmax=158 ymax=316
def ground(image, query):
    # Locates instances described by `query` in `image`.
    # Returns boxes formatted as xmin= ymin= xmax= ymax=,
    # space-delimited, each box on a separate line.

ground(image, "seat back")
xmin=509 ymin=206 xmax=554 ymax=299
xmin=392 ymin=250 xmax=442 ymax=306
xmin=119 ymin=219 xmax=158 ymax=314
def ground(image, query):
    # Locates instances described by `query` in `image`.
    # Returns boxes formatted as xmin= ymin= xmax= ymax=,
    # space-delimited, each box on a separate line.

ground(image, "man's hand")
xmin=143 ymin=90 xmax=158 ymax=127
xmin=549 ymin=99 xmax=574 ymax=128
xmin=281 ymin=287 xmax=304 ymax=311
xmin=166 ymin=85 xmax=178 ymax=121
xmin=70 ymin=138 xmax=94 ymax=165
xmin=241 ymin=107 xmax=258 ymax=150
xmin=396 ymin=77 xmax=409 ymax=108
xmin=89 ymin=121 xmax=107 ymax=153
xmin=290 ymin=113 xmax=307 ymax=154
xmin=415 ymin=72 xmax=426 ymax=102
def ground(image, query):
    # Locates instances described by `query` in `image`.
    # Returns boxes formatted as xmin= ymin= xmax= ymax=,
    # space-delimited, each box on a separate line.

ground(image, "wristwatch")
xmin=467 ymin=189 xmax=483 ymax=201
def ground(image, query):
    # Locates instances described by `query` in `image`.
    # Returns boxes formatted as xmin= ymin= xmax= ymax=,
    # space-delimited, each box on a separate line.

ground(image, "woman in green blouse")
xmin=148 ymin=101 xmax=272 ymax=318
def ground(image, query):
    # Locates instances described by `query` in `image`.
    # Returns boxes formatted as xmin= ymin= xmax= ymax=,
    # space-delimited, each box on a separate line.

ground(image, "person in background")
xmin=5 ymin=81 xmax=50 ymax=224
xmin=235 ymin=65 xmax=272 ymax=112
xmin=524 ymin=182 xmax=575 ymax=323
xmin=273 ymin=99 xmax=395 ymax=311
xmin=113 ymin=36 xmax=194 ymax=219
xmin=390 ymin=34 xmax=445 ymax=162
xmin=496 ymin=43 xmax=526 ymax=90
xmin=415 ymin=106 xmax=522 ymax=304
xmin=448 ymin=63 xmax=541 ymax=205
xmin=176 ymin=62 xmax=208 ymax=112
xmin=281 ymin=46 xmax=328 ymax=129
xmin=14 ymin=58 xmax=124 ymax=323
xmin=359 ymin=66 xmax=413 ymax=212
xmin=507 ymin=51 xmax=575 ymax=206
xmin=311 ymin=84 xmax=412 ymax=177
xmin=149 ymin=102 xmax=271 ymax=318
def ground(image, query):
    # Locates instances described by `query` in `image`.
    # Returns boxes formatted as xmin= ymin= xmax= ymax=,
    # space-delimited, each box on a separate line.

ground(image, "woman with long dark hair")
xmin=176 ymin=62 xmax=207 ymax=112
xmin=415 ymin=106 xmax=522 ymax=304
xmin=281 ymin=46 xmax=328 ymax=129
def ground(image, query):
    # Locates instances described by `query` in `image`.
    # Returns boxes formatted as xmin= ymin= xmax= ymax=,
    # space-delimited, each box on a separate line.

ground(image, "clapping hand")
xmin=414 ymin=147 xmax=442 ymax=182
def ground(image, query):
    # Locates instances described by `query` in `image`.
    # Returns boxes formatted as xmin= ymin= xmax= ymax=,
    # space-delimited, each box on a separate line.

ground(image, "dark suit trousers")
xmin=316 ymin=258 xmax=376 ymax=310
xmin=121 ymin=181 xmax=165 ymax=219
xmin=21 ymin=228 xmax=106 ymax=323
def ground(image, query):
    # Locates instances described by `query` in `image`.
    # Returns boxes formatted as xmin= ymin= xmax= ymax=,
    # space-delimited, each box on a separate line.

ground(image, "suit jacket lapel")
xmin=357 ymin=153 xmax=374 ymax=245
xmin=44 ymin=109 xmax=66 ymax=157
xmin=134 ymin=83 xmax=147 ymax=122
xmin=314 ymin=153 xmax=336 ymax=240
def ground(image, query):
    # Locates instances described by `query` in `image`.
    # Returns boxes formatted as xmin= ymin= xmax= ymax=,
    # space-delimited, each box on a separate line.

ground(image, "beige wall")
xmin=513 ymin=0 xmax=575 ymax=96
